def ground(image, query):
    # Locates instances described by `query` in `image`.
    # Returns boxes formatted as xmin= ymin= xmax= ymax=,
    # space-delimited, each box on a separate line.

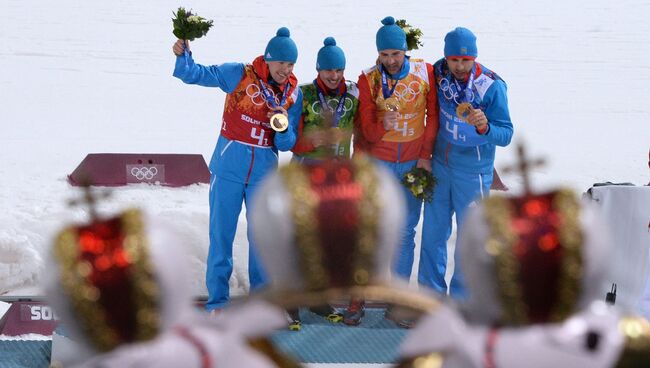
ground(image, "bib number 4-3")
xmin=393 ymin=121 xmax=414 ymax=137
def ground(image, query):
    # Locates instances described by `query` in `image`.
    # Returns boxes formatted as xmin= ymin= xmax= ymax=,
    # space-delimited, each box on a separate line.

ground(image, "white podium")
xmin=586 ymin=184 xmax=650 ymax=317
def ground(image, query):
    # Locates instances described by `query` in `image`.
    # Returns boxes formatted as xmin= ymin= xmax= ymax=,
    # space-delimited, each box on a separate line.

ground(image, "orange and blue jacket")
xmin=173 ymin=54 xmax=301 ymax=184
xmin=355 ymin=57 xmax=438 ymax=163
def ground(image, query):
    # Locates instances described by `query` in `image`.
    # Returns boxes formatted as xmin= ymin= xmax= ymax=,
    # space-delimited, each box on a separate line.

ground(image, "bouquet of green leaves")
xmin=402 ymin=167 xmax=437 ymax=202
xmin=396 ymin=19 xmax=424 ymax=51
xmin=172 ymin=7 xmax=213 ymax=41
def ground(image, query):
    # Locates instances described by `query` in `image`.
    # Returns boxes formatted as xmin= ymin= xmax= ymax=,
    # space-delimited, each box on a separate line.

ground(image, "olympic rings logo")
xmin=438 ymin=77 xmax=474 ymax=105
xmin=310 ymin=97 xmax=354 ymax=115
xmin=130 ymin=166 xmax=158 ymax=180
xmin=392 ymin=81 xmax=422 ymax=103
xmin=245 ymin=84 xmax=279 ymax=108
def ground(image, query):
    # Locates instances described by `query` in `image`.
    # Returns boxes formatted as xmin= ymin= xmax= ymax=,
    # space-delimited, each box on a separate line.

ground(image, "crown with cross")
xmin=459 ymin=140 xmax=610 ymax=327
xmin=248 ymin=153 xmax=440 ymax=318
xmin=45 ymin=181 xmax=190 ymax=353
xmin=67 ymin=177 xmax=111 ymax=222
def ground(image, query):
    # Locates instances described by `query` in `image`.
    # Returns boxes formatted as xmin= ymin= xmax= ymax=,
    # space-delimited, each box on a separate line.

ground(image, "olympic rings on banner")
xmin=130 ymin=167 xmax=158 ymax=180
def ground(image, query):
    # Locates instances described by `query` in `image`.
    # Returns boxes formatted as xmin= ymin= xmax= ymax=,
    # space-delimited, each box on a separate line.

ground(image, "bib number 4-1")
xmin=251 ymin=127 xmax=269 ymax=146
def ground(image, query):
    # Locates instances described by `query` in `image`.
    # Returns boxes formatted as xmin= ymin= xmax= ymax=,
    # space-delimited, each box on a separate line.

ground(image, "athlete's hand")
xmin=305 ymin=130 xmax=327 ymax=148
xmin=383 ymin=111 xmax=399 ymax=130
xmin=466 ymin=108 xmax=488 ymax=131
xmin=416 ymin=158 xmax=432 ymax=173
xmin=173 ymin=39 xmax=189 ymax=56
xmin=329 ymin=127 xmax=347 ymax=143
xmin=267 ymin=106 xmax=288 ymax=119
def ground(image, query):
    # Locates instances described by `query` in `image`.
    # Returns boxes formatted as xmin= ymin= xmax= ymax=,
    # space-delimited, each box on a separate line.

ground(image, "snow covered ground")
xmin=1 ymin=0 xmax=648 ymax=308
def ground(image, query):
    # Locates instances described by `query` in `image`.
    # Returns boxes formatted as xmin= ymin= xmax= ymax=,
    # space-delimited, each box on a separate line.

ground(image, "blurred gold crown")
xmin=52 ymin=209 xmax=161 ymax=351
xmin=480 ymin=189 xmax=584 ymax=325
xmin=250 ymin=155 xmax=439 ymax=313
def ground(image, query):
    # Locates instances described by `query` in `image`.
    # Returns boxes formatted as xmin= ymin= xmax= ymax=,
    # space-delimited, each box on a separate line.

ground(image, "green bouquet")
xmin=402 ymin=167 xmax=437 ymax=202
xmin=172 ymin=7 xmax=213 ymax=41
xmin=396 ymin=19 xmax=424 ymax=51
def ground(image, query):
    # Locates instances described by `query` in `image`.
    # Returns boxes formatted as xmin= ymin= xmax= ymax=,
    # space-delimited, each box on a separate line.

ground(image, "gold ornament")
xmin=616 ymin=316 xmax=650 ymax=368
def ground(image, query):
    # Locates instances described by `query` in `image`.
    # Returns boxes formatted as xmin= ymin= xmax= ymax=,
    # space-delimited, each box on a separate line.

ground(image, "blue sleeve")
xmin=172 ymin=53 xmax=244 ymax=93
xmin=274 ymin=89 xmax=303 ymax=151
xmin=484 ymin=80 xmax=514 ymax=147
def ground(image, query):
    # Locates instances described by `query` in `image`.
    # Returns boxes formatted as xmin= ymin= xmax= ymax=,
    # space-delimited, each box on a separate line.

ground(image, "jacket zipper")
xmin=396 ymin=143 xmax=402 ymax=163
xmin=445 ymin=143 xmax=451 ymax=165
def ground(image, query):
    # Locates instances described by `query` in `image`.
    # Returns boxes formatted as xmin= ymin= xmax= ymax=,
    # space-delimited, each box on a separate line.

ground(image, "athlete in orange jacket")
xmin=356 ymin=16 xmax=438 ymax=279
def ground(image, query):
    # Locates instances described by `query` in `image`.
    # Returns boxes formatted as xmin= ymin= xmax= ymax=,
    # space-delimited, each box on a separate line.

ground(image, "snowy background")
xmin=1 ymin=0 xmax=649 ymax=303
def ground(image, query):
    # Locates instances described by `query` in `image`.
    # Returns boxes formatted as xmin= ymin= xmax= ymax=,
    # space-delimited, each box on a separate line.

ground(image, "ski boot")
xmin=288 ymin=319 xmax=302 ymax=331
xmin=309 ymin=304 xmax=343 ymax=323
xmin=343 ymin=298 xmax=365 ymax=326
xmin=385 ymin=305 xmax=415 ymax=329
xmin=287 ymin=309 xmax=302 ymax=331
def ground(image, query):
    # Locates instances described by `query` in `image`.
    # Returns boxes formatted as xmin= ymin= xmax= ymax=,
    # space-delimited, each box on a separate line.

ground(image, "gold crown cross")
xmin=501 ymin=142 xmax=546 ymax=196
xmin=67 ymin=178 xmax=111 ymax=222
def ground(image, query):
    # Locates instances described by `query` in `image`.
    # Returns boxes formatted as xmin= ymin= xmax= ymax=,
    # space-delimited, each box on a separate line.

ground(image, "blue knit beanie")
xmin=444 ymin=27 xmax=478 ymax=58
xmin=375 ymin=16 xmax=407 ymax=52
xmin=264 ymin=27 xmax=298 ymax=63
xmin=316 ymin=37 xmax=346 ymax=71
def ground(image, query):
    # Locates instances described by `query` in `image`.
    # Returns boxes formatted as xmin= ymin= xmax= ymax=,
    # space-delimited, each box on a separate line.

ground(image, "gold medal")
xmin=270 ymin=113 xmax=289 ymax=132
xmin=384 ymin=96 xmax=400 ymax=112
xmin=456 ymin=102 xmax=473 ymax=122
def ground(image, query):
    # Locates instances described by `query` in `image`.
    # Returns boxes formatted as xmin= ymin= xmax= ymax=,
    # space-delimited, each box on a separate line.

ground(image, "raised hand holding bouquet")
xmin=172 ymin=7 xmax=213 ymax=63
xmin=402 ymin=167 xmax=437 ymax=202
xmin=396 ymin=19 xmax=424 ymax=51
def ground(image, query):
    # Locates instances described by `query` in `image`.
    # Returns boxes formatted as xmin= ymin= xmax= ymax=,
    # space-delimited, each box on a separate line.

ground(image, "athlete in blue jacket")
xmin=172 ymin=27 xmax=302 ymax=312
xmin=419 ymin=27 xmax=513 ymax=298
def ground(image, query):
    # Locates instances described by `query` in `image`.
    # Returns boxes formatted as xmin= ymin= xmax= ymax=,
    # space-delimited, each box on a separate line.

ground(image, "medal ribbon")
xmin=258 ymin=77 xmax=290 ymax=110
xmin=380 ymin=66 xmax=398 ymax=100
xmin=453 ymin=64 xmax=476 ymax=105
xmin=313 ymin=80 xmax=347 ymax=128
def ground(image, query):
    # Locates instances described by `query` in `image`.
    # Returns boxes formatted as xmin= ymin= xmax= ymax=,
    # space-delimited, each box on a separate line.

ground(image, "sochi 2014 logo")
xmin=19 ymin=304 xmax=59 ymax=321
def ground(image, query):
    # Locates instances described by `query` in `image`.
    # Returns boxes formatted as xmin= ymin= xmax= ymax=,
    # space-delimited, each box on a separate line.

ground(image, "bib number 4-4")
xmin=445 ymin=120 xmax=466 ymax=142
